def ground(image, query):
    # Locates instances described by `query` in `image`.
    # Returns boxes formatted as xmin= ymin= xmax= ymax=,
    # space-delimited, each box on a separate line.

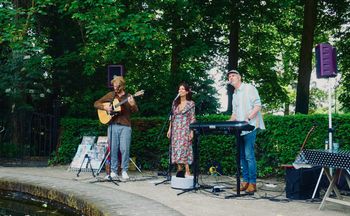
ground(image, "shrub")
xmin=50 ymin=114 xmax=350 ymax=177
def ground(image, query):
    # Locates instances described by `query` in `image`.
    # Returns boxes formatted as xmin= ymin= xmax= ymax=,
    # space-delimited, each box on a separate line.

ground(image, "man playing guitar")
xmin=94 ymin=76 xmax=139 ymax=180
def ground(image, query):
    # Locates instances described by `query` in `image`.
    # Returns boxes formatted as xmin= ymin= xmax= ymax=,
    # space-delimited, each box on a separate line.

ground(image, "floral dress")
xmin=170 ymin=100 xmax=196 ymax=164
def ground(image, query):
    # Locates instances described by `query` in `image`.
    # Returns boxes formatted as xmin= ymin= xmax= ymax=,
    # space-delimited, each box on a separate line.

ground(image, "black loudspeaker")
xmin=285 ymin=166 xmax=321 ymax=200
xmin=315 ymin=43 xmax=337 ymax=79
xmin=107 ymin=65 xmax=125 ymax=88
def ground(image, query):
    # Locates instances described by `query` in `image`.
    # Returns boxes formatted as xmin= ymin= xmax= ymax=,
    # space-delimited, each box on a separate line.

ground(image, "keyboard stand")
xmin=189 ymin=122 xmax=253 ymax=198
xmin=225 ymin=129 xmax=247 ymax=199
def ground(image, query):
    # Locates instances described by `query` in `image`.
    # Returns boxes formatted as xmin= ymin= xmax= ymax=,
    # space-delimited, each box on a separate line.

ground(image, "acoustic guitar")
xmin=97 ymin=90 xmax=144 ymax=124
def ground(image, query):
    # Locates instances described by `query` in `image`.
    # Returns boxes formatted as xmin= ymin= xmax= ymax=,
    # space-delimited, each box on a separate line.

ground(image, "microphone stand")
xmin=155 ymin=94 xmax=179 ymax=186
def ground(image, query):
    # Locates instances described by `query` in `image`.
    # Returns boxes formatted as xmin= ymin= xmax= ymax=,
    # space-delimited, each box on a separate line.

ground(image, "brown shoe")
xmin=240 ymin=182 xmax=249 ymax=191
xmin=246 ymin=183 xmax=257 ymax=193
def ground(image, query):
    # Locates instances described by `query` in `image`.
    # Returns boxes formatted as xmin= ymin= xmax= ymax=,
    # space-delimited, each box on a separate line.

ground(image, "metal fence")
xmin=0 ymin=111 xmax=59 ymax=162
xmin=30 ymin=112 xmax=58 ymax=157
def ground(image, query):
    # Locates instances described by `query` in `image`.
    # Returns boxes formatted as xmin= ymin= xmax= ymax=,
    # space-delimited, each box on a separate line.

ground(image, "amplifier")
xmin=285 ymin=166 xmax=322 ymax=200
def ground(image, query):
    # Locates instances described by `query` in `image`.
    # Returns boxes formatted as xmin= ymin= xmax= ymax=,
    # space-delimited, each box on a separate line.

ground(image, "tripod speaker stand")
xmin=311 ymin=78 xmax=337 ymax=199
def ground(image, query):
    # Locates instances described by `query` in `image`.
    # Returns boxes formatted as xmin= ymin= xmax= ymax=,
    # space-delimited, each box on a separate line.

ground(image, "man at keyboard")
xmin=227 ymin=69 xmax=265 ymax=194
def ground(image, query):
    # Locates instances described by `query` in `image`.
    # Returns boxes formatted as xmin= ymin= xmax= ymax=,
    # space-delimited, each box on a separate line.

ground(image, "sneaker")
xmin=104 ymin=175 xmax=111 ymax=180
xmin=122 ymin=171 xmax=129 ymax=180
xmin=110 ymin=171 xmax=118 ymax=179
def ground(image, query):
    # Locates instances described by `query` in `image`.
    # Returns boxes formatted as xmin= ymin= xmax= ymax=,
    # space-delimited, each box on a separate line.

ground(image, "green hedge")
xmin=51 ymin=114 xmax=350 ymax=177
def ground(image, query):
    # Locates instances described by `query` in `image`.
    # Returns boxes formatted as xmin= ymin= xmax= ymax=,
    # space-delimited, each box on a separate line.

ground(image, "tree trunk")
xmin=295 ymin=0 xmax=317 ymax=114
xmin=170 ymin=44 xmax=181 ymax=92
xmin=226 ymin=1 xmax=240 ymax=114
xmin=284 ymin=102 xmax=290 ymax=115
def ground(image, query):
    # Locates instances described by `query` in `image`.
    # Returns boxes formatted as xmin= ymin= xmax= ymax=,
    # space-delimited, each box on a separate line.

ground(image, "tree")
xmin=211 ymin=0 xmax=301 ymax=114
xmin=0 ymin=0 xmax=55 ymax=114
xmin=337 ymin=29 xmax=350 ymax=111
xmin=331 ymin=1 xmax=350 ymax=112
xmin=225 ymin=0 xmax=240 ymax=114
xmin=295 ymin=0 xmax=318 ymax=114
xmin=57 ymin=0 xmax=221 ymax=116
xmin=1 ymin=0 xmax=349 ymax=119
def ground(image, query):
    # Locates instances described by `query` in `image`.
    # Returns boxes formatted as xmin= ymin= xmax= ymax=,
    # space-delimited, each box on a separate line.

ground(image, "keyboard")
xmin=189 ymin=121 xmax=254 ymax=134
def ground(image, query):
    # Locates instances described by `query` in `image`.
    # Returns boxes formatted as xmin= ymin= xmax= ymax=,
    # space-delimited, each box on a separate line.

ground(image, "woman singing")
xmin=167 ymin=82 xmax=196 ymax=177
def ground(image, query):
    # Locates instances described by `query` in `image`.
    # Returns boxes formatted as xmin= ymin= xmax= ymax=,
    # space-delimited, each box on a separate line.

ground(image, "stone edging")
xmin=0 ymin=179 xmax=105 ymax=216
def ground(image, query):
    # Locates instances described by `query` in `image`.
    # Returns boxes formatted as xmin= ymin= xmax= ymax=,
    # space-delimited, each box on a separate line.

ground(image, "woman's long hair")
xmin=173 ymin=82 xmax=192 ymax=108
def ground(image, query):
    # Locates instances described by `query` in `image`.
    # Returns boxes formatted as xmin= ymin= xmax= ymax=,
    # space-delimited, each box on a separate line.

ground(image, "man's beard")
xmin=114 ymin=86 xmax=123 ymax=94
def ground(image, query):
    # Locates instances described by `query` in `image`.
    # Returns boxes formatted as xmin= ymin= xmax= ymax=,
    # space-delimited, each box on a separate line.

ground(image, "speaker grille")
xmin=315 ymin=43 xmax=337 ymax=79
xmin=107 ymin=65 xmax=125 ymax=87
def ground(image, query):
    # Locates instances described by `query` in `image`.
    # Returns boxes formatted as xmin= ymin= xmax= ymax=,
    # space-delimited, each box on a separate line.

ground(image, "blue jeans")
xmin=108 ymin=124 xmax=132 ymax=173
xmin=240 ymin=129 xmax=257 ymax=184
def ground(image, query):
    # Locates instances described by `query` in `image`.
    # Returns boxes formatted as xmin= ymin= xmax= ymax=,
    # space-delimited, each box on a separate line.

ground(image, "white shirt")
xmin=232 ymin=83 xmax=265 ymax=135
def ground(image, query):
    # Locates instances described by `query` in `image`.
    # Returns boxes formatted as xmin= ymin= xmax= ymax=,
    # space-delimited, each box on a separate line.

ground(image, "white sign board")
xmin=69 ymin=136 xmax=108 ymax=172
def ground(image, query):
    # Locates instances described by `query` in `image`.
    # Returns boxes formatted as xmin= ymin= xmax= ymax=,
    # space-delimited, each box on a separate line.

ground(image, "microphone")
xmin=173 ymin=93 xmax=180 ymax=101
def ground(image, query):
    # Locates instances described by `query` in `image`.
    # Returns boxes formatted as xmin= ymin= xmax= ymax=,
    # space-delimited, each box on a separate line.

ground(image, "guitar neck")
xmin=98 ymin=91 xmax=143 ymax=124
xmin=114 ymin=93 xmax=138 ymax=108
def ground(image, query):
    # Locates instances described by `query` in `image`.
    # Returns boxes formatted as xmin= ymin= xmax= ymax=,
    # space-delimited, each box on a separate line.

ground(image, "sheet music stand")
xmin=294 ymin=149 xmax=350 ymax=210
